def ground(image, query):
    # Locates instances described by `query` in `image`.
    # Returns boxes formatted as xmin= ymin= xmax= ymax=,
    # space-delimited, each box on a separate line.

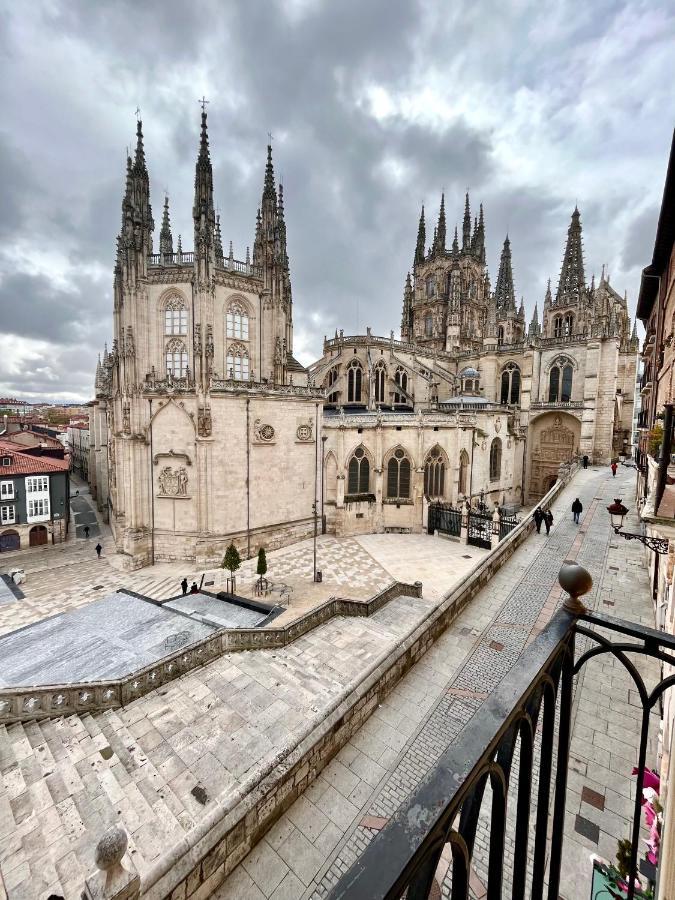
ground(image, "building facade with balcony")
xmin=90 ymin=113 xmax=321 ymax=570
xmin=0 ymin=443 xmax=70 ymax=552
xmin=67 ymin=423 xmax=89 ymax=479
xmin=310 ymin=198 xmax=638 ymax=534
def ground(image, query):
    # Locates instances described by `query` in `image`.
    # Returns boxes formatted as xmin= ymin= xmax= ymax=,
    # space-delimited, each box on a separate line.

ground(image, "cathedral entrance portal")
xmin=528 ymin=413 xmax=580 ymax=500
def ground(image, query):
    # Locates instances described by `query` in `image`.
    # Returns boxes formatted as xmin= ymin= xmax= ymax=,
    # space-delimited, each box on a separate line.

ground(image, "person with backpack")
xmin=571 ymin=498 xmax=583 ymax=524
xmin=544 ymin=509 xmax=554 ymax=535
xmin=533 ymin=507 xmax=544 ymax=534
xmin=95 ymin=543 xmax=102 ymax=559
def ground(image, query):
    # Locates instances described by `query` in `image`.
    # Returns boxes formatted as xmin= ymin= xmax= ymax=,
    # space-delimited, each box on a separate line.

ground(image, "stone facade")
xmin=310 ymin=197 xmax=638 ymax=532
xmin=91 ymin=113 xmax=321 ymax=569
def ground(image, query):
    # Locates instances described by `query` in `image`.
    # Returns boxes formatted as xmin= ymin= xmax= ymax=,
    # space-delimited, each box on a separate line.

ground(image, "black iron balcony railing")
xmin=329 ymin=606 xmax=675 ymax=900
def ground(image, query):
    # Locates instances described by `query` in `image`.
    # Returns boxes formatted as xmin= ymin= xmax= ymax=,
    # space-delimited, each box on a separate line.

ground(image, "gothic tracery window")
xmin=564 ymin=313 xmax=574 ymax=336
xmin=394 ymin=367 xmax=408 ymax=404
xmin=347 ymin=447 xmax=370 ymax=495
xmin=374 ymin=363 xmax=386 ymax=404
xmin=424 ymin=446 xmax=445 ymax=498
xmin=387 ymin=449 xmax=411 ymax=499
xmin=459 ymin=449 xmax=470 ymax=496
xmin=165 ymin=297 xmax=187 ymax=334
xmin=165 ymin=338 xmax=188 ymax=378
xmin=347 ymin=360 xmax=362 ymax=403
xmin=426 ymin=276 xmax=435 ymax=299
xmin=226 ymin=301 xmax=249 ymax=340
xmin=553 ymin=316 xmax=563 ymax=338
xmin=490 ymin=438 xmax=502 ymax=481
xmin=500 ymin=364 xmax=521 ymax=405
xmin=425 ymin=314 xmax=433 ymax=337
xmin=227 ymin=343 xmax=250 ymax=381
xmin=548 ymin=359 xmax=574 ymax=402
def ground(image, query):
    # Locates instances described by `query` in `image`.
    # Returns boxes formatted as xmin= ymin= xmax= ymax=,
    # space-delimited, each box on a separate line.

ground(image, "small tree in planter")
xmin=222 ymin=543 xmax=241 ymax=594
xmin=256 ymin=547 xmax=267 ymax=587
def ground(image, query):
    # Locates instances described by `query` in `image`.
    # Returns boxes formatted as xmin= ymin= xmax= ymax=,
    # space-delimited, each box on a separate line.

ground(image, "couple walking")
xmin=534 ymin=507 xmax=553 ymax=535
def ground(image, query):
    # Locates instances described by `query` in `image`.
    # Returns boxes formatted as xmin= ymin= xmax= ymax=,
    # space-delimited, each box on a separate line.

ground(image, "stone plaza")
xmin=0 ymin=463 xmax=660 ymax=899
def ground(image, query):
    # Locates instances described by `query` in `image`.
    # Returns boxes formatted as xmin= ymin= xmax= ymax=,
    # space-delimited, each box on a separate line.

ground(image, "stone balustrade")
xmin=0 ymin=581 xmax=421 ymax=724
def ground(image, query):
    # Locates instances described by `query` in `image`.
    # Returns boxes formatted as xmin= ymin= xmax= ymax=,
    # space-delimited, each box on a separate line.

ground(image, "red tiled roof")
xmin=0 ymin=441 xmax=69 ymax=475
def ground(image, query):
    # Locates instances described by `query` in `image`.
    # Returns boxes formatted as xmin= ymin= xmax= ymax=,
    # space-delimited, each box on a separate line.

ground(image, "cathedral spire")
xmin=193 ymin=109 xmax=215 ymax=253
xmin=414 ymin=205 xmax=426 ymax=267
xmin=518 ymin=296 xmax=525 ymax=319
xmin=462 ymin=192 xmax=471 ymax=251
xmin=434 ymin=193 xmax=446 ymax=254
xmin=556 ymin=206 xmax=586 ymax=305
xmin=159 ymin=196 xmax=173 ymax=259
xmin=133 ymin=118 xmax=147 ymax=175
xmin=474 ymin=203 xmax=486 ymax=264
xmin=263 ymin=144 xmax=277 ymax=205
xmin=401 ymin=272 xmax=414 ymax=340
xmin=252 ymin=208 xmax=263 ymax=267
xmin=494 ymin=235 xmax=516 ymax=309
xmin=529 ymin=302 xmax=541 ymax=339
xmin=543 ymin=278 xmax=553 ymax=308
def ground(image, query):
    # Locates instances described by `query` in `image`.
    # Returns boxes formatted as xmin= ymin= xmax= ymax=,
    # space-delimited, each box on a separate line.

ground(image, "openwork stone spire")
xmin=462 ymin=192 xmax=471 ymax=251
xmin=556 ymin=206 xmax=586 ymax=305
xmin=494 ymin=235 xmax=516 ymax=309
xmin=434 ymin=193 xmax=446 ymax=254
xmin=214 ymin=214 xmax=224 ymax=264
xmin=263 ymin=144 xmax=276 ymax=204
xmin=159 ymin=196 xmax=173 ymax=258
xmin=193 ymin=110 xmax=215 ymax=251
xmin=414 ymin=205 xmax=426 ymax=267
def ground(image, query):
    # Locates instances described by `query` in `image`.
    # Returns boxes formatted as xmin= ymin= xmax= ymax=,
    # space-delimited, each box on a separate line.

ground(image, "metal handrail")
xmin=329 ymin=607 xmax=674 ymax=900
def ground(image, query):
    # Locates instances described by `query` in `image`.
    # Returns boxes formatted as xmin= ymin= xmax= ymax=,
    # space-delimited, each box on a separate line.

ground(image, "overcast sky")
xmin=1 ymin=0 xmax=674 ymax=401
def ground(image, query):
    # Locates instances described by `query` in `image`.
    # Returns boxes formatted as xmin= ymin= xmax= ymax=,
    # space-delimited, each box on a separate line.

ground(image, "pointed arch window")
xmin=500 ymin=364 xmax=521 ymax=405
xmin=226 ymin=301 xmax=249 ymax=340
xmin=227 ymin=343 xmax=250 ymax=381
xmin=424 ymin=447 xmax=445 ymax=498
xmin=497 ymin=325 xmax=505 ymax=346
xmin=347 ymin=447 xmax=370 ymax=495
xmin=165 ymin=338 xmax=188 ymax=378
xmin=387 ymin=449 xmax=411 ymax=499
xmin=347 ymin=360 xmax=362 ymax=403
xmin=425 ymin=314 xmax=433 ymax=337
xmin=165 ymin=297 xmax=187 ymax=334
xmin=548 ymin=360 xmax=573 ymax=402
xmin=459 ymin=449 xmax=470 ymax=496
xmin=374 ymin=364 xmax=386 ymax=404
xmin=564 ymin=313 xmax=574 ymax=336
xmin=394 ymin=367 xmax=408 ymax=404
xmin=426 ymin=276 xmax=435 ymax=299
xmin=490 ymin=438 xmax=502 ymax=481
xmin=553 ymin=316 xmax=563 ymax=338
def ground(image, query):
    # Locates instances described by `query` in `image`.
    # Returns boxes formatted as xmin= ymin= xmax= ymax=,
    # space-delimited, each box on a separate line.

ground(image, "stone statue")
xmin=177 ymin=467 xmax=188 ymax=495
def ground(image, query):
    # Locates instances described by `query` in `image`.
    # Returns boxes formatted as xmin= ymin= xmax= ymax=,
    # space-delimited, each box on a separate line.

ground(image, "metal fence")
xmin=498 ymin=513 xmax=519 ymax=541
xmin=428 ymin=503 xmax=462 ymax=537
xmin=328 ymin=608 xmax=675 ymax=900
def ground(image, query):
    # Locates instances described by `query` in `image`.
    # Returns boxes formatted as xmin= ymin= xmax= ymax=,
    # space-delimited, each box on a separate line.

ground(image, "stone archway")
xmin=0 ymin=530 xmax=20 ymax=552
xmin=29 ymin=525 xmax=48 ymax=547
xmin=528 ymin=413 xmax=580 ymax=500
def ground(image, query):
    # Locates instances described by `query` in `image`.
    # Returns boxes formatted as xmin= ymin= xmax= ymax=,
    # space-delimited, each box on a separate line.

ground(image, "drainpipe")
xmin=246 ymin=399 xmax=251 ymax=558
xmin=655 ymin=403 xmax=673 ymax=515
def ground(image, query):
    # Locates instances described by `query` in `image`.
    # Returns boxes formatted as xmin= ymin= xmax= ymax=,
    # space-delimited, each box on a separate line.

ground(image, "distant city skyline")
xmin=1 ymin=1 xmax=674 ymax=400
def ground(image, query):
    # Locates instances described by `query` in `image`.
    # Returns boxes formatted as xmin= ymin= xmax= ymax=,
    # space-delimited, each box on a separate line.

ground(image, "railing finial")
xmin=83 ymin=825 xmax=140 ymax=899
xmin=559 ymin=559 xmax=592 ymax=615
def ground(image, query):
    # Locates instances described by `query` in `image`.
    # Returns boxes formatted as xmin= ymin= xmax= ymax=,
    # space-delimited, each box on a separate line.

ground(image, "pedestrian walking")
xmin=533 ymin=507 xmax=544 ymax=533
xmin=189 ymin=581 xmax=199 ymax=594
xmin=84 ymin=525 xmax=90 ymax=539
xmin=583 ymin=454 xmax=589 ymax=469
xmin=181 ymin=577 xmax=188 ymax=595
xmin=95 ymin=543 xmax=102 ymax=559
xmin=571 ymin=497 xmax=583 ymax=524
xmin=544 ymin=509 xmax=553 ymax=535
xmin=611 ymin=461 xmax=618 ymax=477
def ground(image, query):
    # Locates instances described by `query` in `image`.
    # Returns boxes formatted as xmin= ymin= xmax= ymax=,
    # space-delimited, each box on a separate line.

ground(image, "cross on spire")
xmin=268 ymin=131 xmax=273 ymax=145
xmin=199 ymin=96 xmax=209 ymax=111
xmin=135 ymin=106 xmax=141 ymax=120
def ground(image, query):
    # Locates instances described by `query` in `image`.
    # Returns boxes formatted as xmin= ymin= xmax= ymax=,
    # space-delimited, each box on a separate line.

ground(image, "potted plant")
xmin=256 ymin=547 xmax=267 ymax=589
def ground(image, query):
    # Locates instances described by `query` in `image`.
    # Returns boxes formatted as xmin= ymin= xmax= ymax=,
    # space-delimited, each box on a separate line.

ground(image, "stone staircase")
xmin=0 ymin=709 xmax=199 ymax=899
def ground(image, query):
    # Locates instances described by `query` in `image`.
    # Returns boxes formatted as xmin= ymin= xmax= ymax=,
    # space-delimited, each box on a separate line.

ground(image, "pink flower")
xmin=633 ymin=766 xmax=660 ymax=795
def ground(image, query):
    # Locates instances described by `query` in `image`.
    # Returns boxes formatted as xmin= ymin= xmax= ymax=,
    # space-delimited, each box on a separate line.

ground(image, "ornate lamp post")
xmin=606 ymin=498 xmax=669 ymax=554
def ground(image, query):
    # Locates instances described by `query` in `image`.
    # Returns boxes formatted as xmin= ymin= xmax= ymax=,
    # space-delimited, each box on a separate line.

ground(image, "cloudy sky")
xmin=1 ymin=0 xmax=674 ymax=401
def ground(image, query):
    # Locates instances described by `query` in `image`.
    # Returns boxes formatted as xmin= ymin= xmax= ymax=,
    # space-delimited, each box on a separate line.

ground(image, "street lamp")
xmin=606 ymin=498 xmax=669 ymax=554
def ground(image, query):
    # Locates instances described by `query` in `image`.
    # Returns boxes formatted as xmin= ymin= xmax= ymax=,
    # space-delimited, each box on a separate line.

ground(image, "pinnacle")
xmin=133 ymin=119 xmax=146 ymax=172
xmin=263 ymin=144 xmax=276 ymax=202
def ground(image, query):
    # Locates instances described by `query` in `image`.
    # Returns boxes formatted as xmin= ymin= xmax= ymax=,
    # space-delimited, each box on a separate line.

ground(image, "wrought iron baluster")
xmin=511 ymin=719 xmax=535 ymax=900
xmin=530 ymin=677 xmax=559 ymax=899
xmin=448 ymin=835 xmax=470 ymax=899
xmin=547 ymin=633 xmax=575 ymax=900
xmin=406 ymin=839 xmax=445 ymax=900
xmin=486 ymin=768 xmax=507 ymax=900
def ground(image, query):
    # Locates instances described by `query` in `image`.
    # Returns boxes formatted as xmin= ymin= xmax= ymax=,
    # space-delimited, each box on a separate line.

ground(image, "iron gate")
xmin=468 ymin=510 xmax=492 ymax=549
xmin=427 ymin=503 xmax=461 ymax=537
xmin=499 ymin=512 xmax=519 ymax=540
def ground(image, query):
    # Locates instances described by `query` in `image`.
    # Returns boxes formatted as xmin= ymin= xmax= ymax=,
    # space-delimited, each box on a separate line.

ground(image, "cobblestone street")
xmin=213 ymin=464 xmax=657 ymax=900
